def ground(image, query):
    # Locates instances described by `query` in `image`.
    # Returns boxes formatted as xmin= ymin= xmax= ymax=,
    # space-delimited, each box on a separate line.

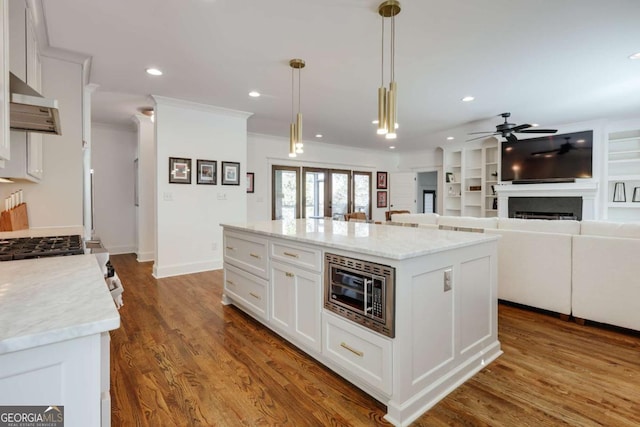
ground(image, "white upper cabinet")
xmin=0 ymin=0 xmax=9 ymax=161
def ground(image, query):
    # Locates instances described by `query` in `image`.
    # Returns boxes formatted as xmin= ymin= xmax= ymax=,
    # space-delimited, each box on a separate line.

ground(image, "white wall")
xmin=153 ymin=96 xmax=251 ymax=278
xmin=1 ymin=56 xmax=84 ymax=229
xmin=247 ymin=133 xmax=399 ymax=223
xmin=132 ymin=114 xmax=155 ymax=262
xmin=91 ymin=123 xmax=137 ymax=254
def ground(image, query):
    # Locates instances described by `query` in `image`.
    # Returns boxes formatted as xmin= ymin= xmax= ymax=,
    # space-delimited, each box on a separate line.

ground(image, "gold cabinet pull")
xmin=285 ymin=272 xmax=294 ymax=278
xmin=250 ymin=253 xmax=261 ymax=259
xmin=340 ymin=342 xmax=364 ymax=357
xmin=225 ymin=246 xmax=236 ymax=251
xmin=249 ymin=292 xmax=261 ymax=300
xmin=226 ymin=280 xmax=235 ymax=286
xmin=283 ymin=251 xmax=299 ymax=258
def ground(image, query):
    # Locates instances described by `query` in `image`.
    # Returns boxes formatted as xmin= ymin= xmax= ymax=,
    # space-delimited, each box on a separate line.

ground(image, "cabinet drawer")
xmin=271 ymin=240 xmax=321 ymax=272
xmin=323 ymin=312 xmax=392 ymax=395
xmin=224 ymin=263 xmax=268 ymax=320
xmin=224 ymin=231 xmax=269 ymax=279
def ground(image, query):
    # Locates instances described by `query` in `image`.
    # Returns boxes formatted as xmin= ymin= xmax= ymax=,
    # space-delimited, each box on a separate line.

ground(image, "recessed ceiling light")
xmin=531 ymin=123 xmax=539 ymax=127
xmin=146 ymin=68 xmax=163 ymax=76
xmin=505 ymin=146 xmax=513 ymax=152
xmin=248 ymin=91 xmax=261 ymax=97
xmin=372 ymin=120 xmax=379 ymax=124
xmin=447 ymin=136 xmax=455 ymax=140
xmin=461 ymin=96 xmax=475 ymax=102
xmin=389 ymin=146 xmax=396 ymax=149
xmin=315 ymin=134 xmax=323 ymax=138
xmin=576 ymin=139 xmax=585 ymax=143
xmin=629 ymin=52 xmax=640 ymax=60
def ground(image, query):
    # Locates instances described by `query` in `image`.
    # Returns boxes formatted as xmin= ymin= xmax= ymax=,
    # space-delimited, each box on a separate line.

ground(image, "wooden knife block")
xmin=0 ymin=203 xmax=29 ymax=231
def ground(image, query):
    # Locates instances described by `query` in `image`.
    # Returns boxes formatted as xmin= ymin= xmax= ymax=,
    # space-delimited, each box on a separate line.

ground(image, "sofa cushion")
xmin=437 ymin=216 xmax=498 ymax=230
xmin=580 ymin=220 xmax=640 ymax=239
xmin=391 ymin=213 xmax=439 ymax=225
xmin=497 ymin=218 xmax=580 ymax=235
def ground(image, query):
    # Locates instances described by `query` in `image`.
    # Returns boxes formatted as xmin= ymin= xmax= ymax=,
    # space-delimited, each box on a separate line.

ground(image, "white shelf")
xmin=608 ymin=175 xmax=640 ymax=181
xmin=485 ymin=209 xmax=497 ymax=212
xmin=465 ymin=204 xmax=481 ymax=207
xmin=607 ymin=202 xmax=640 ymax=208
xmin=609 ymin=149 xmax=640 ymax=156
xmin=608 ymin=158 xmax=640 ymax=164
xmin=609 ymin=136 xmax=640 ymax=143
xmin=485 ymin=162 xmax=498 ymax=166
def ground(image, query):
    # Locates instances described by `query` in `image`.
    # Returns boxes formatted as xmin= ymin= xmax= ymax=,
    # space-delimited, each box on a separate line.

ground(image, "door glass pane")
xmin=274 ymin=168 xmax=298 ymax=220
xmin=423 ymin=191 xmax=435 ymax=213
xmin=305 ymin=171 xmax=325 ymax=218
xmin=331 ymin=172 xmax=349 ymax=219
xmin=353 ymin=173 xmax=371 ymax=218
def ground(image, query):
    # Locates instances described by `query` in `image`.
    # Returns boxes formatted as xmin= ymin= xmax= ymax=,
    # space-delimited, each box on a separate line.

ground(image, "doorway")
xmin=417 ymin=171 xmax=438 ymax=213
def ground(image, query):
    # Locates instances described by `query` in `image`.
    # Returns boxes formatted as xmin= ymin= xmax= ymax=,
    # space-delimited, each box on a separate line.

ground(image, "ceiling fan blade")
xmin=466 ymin=134 xmax=498 ymax=142
xmin=511 ymin=124 xmax=531 ymax=132
xmin=531 ymin=149 xmax=559 ymax=155
xmin=506 ymin=133 xmax=518 ymax=144
xmin=468 ymin=131 xmax=497 ymax=135
xmin=518 ymin=128 xmax=558 ymax=134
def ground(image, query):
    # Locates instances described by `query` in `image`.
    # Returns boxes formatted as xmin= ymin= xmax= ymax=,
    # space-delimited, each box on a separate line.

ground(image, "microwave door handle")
xmin=364 ymin=279 xmax=372 ymax=314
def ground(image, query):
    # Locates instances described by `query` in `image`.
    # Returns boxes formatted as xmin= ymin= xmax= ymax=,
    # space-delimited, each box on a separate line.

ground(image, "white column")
xmin=131 ymin=113 xmax=155 ymax=262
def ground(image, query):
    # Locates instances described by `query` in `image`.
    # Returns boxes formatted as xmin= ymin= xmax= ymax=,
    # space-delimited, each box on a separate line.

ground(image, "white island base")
xmin=221 ymin=220 xmax=501 ymax=426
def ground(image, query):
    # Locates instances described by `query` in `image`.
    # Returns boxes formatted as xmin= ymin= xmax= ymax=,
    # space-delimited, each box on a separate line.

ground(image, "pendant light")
xmin=289 ymin=58 xmax=305 ymax=157
xmin=377 ymin=1 xmax=400 ymax=139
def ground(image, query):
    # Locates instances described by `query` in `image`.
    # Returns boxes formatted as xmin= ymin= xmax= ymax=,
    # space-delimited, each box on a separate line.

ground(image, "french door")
xmin=272 ymin=166 xmax=300 ymax=220
xmin=303 ymin=168 xmax=352 ymax=219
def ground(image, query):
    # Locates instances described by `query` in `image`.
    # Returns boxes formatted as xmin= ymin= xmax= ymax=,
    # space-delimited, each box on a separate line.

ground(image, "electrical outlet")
xmin=163 ymin=192 xmax=173 ymax=201
xmin=444 ymin=269 xmax=452 ymax=292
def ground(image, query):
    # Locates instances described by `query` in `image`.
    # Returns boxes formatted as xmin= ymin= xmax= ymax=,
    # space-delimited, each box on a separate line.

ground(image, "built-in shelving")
xmin=606 ymin=129 xmax=640 ymax=221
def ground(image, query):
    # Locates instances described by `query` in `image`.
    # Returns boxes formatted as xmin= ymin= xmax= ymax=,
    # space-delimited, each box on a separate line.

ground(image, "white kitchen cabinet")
xmin=270 ymin=260 xmax=322 ymax=353
xmin=0 ymin=0 xmax=9 ymax=161
xmin=224 ymin=262 xmax=268 ymax=320
xmin=1 ymin=1 xmax=42 ymax=180
xmin=223 ymin=230 xmax=269 ymax=279
xmin=323 ymin=311 xmax=392 ymax=395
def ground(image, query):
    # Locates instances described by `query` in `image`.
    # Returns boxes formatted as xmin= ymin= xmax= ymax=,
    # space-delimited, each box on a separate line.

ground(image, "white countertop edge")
xmin=0 ymin=316 xmax=120 ymax=355
xmin=222 ymin=221 xmax=499 ymax=260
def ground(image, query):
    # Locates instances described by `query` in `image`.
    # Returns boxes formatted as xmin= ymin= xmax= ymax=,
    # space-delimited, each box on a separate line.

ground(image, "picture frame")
xmin=246 ymin=172 xmax=255 ymax=193
xmin=169 ymin=157 xmax=191 ymax=184
xmin=196 ymin=159 xmax=217 ymax=185
xmin=377 ymin=191 xmax=388 ymax=208
xmin=221 ymin=161 xmax=240 ymax=185
xmin=446 ymin=172 xmax=453 ymax=183
xmin=377 ymin=171 xmax=388 ymax=189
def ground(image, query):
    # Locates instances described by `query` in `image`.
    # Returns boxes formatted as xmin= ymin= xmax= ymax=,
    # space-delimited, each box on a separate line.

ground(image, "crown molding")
xmin=151 ymin=95 xmax=253 ymax=120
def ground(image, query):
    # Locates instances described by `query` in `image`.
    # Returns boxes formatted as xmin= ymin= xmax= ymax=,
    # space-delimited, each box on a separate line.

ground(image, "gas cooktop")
xmin=0 ymin=235 xmax=84 ymax=261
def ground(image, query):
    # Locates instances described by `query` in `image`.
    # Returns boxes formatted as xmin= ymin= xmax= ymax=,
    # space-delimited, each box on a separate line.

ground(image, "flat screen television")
xmin=501 ymin=130 xmax=593 ymax=182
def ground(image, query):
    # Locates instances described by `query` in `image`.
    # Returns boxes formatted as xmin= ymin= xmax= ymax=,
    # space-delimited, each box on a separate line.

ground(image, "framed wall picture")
xmin=169 ymin=157 xmax=191 ymax=184
xmin=377 ymin=171 xmax=388 ymax=189
xmin=221 ymin=161 xmax=240 ymax=185
xmin=197 ymin=159 xmax=217 ymax=185
xmin=377 ymin=191 xmax=388 ymax=208
xmin=247 ymin=172 xmax=255 ymax=193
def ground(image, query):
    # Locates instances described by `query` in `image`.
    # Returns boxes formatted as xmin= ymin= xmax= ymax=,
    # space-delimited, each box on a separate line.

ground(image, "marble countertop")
xmin=0 ymin=226 xmax=84 ymax=239
xmin=222 ymin=219 xmax=498 ymax=260
xmin=0 ymin=254 xmax=120 ymax=355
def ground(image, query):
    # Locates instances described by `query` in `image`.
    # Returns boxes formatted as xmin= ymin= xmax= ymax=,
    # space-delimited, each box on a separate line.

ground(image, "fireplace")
xmin=508 ymin=197 xmax=582 ymax=220
xmin=494 ymin=182 xmax=598 ymax=220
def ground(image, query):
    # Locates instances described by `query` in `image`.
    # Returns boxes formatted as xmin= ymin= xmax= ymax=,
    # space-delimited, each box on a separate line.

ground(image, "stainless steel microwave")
xmin=324 ymin=253 xmax=395 ymax=338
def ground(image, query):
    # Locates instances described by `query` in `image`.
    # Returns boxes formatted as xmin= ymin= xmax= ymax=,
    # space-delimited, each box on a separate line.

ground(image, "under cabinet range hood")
xmin=9 ymin=72 xmax=61 ymax=135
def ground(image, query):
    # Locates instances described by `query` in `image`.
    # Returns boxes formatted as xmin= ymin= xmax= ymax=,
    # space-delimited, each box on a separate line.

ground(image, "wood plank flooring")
xmin=108 ymin=254 xmax=640 ymax=426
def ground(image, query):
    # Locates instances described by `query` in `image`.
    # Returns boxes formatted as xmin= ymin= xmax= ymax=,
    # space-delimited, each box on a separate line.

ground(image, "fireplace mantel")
xmin=495 ymin=181 xmax=598 ymax=220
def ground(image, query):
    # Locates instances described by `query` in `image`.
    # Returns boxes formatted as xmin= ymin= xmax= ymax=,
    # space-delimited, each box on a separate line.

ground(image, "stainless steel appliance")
xmin=324 ymin=253 xmax=395 ymax=338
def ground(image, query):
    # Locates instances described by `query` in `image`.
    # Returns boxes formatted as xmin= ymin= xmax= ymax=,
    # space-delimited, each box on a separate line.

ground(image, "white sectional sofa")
xmin=391 ymin=213 xmax=640 ymax=331
xmin=572 ymin=221 xmax=640 ymax=331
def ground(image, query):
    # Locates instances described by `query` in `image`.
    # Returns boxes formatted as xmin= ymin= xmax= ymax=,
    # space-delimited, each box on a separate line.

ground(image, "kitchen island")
xmin=0 ymin=254 xmax=120 ymax=427
xmin=222 ymin=219 xmax=501 ymax=426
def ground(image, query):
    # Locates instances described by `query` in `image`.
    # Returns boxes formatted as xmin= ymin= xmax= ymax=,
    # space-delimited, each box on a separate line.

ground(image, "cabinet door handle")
xmin=226 ymin=246 xmax=236 ymax=251
xmin=249 ymin=292 xmax=261 ymax=300
xmin=250 ymin=253 xmax=261 ymax=259
xmin=285 ymin=272 xmax=294 ymax=278
xmin=226 ymin=280 xmax=235 ymax=286
xmin=340 ymin=342 xmax=364 ymax=357
xmin=283 ymin=251 xmax=299 ymax=258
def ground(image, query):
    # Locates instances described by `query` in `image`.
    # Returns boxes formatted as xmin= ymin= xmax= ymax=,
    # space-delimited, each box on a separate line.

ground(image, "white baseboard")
xmin=152 ymin=259 xmax=223 ymax=278
xmin=136 ymin=251 xmax=154 ymax=262
xmin=106 ymin=245 xmax=136 ymax=255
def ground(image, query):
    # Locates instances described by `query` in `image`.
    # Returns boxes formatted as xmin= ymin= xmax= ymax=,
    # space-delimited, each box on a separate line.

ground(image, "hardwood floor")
xmin=109 ymin=254 xmax=640 ymax=426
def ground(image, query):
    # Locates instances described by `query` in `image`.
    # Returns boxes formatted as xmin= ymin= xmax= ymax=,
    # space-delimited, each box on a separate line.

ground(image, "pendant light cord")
xmin=391 ymin=13 xmax=395 ymax=82
xmin=381 ymin=15 xmax=385 ymax=86
xmin=291 ymin=66 xmax=295 ymax=123
xmin=298 ymin=67 xmax=301 ymax=115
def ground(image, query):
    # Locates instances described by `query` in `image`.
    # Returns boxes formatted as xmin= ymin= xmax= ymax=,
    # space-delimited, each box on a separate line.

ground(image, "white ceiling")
xmin=41 ymin=0 xmax=640 ymax=151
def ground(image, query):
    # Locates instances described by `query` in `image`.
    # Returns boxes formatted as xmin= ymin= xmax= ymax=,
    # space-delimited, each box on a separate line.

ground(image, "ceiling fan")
xmin=467 ymin=112 xmax=557 ymax=143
